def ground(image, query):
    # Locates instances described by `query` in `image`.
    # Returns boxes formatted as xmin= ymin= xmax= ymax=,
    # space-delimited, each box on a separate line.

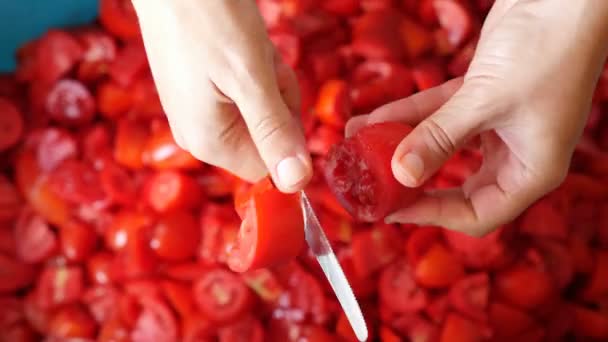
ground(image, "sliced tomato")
xmin=141 ymin=123 xmax=200 ymax=170
xmin=131 ymin=76 xmax=164 ymax=118
xmin=391 ymin=313 xmax=439 ymax=342
xmin=35 ymin=30 xmax=83 ymax=83
xmin=182 ymin=312 xmax=214 ymax=342
xmin=324 ymin=122 xmax=420 ymax=222
xmin=493 ymin=258 xmax=555 ymax=310
xmin=86 ymin=252 xmax=115 ymax=285
xmin=350 ymin=10 xmax=407 ymax=60
xmin=351 ymin=223 xmax=402 ymax=277
xmin=104 ymin=210 xmax=154 ymax=252
xmin=23 ymin=292 xmax=52 ymax=334
xmin=314 ymin=79 xmax=351 ymax=129
xmin=82 ymin=285 xmax=121 ymax=323
xmin=270 ymin=30 xmax=301 ymax=68
xmin=114 ymin=117 xmax=150 ymax=169
xmin=308 ymin=51 xmax=343 ymax=83
xmin=323 ymin=0 xmax=360 ymax=16
xmin=412 ymin=59 xmax=446 ymax=91
xmin=379 ymin=260 xmax=428 ymax=314
xmin=76 ymin=29 xmax=117 ymax=82
xmin=100 ymin=161 xmax=138 ymax=205
xmin=400 ymin=18 xmax=434 ymax=60
xmin=0 ymin=254 xmax=35 ymax=293
xmin=99 ymin=0 xmax=141 ymax=41
xmin=519 ymin=199 xmax=568 ymax=240
xmin=406 ymin=226 xmax=443 ymax=265
xmin=535 ymin=240 xmax=573 ymax=290
xmin=162 ymin=262 xmax=211 ymax=282
xmin=161 ymin=280 xmax=197 ymax=317
xmin=35 ymin=265 xmax=84 ymax=309
xmin=350 ymin=61 xmax=415 ymax=112
xmin=572 ymin=305 xmax=608 ymax=339
xmin=433 ymin=0 xmax=472 ymax=48
xmin=415 ymin=243 xmax=465 ymax=288
xmin=98 ymin=318 xmax=131 ymax=342
xmin=308 ymin=125 xmax=343 ymax=157
xmin=218 ymin=315 xmax=265 ymax=342
xmin=227 ymin=178 xmax=304 ymax=273
xmin=197 ymin=167 xmax=236 ymax=198
xmin=59 ymin=220 xmax=97 ymax=262
xmin=47 ymin=160 xmax=106 ymax=204
xmin=97 ymin=81 xmax=133 ymax=118
xmin=32 ymin=127 xmax=79 ymax=173
xmin=144 ymin=170 xmax=202 ymax=213
xmin=150 ymin=211 xmax=201 ymax=261
xmin=199 ymin=204 xmax=240 ymax=265
xmin=242 ymin=268 xmax=285 ymax=303
xmin=440 ymin=313 xmax=491 ymax=342
xmin=276 ymin=264 xmax=329 ymax=325
xmin=14 ymin=208 xmax=58 ymax=263
xmin=193 ymin=268 xmax=253 ymax=323
xmin=489 ymin=301 xmax=535 ymax=338
xmin=109 ymin=41 xmax=148 ymax=86
xmin=131 ymin=296 xmax=179 ymax=342
xmin=0 ymin=98 xmax=24 ymax=152
xmin=425 ymin=294 xmax=449 ymax=324
xmin=443 ymin=226 xmax=513 ymax=269
xmin=48 ymin=304 xmax=97 ymax=339
xmin=448 ymin=273 xmax=490 ymax=322
xmin=582 ymin=250 xmax=608 ymax=300
xmin=45 ymin=79 xmax=96 ymax=126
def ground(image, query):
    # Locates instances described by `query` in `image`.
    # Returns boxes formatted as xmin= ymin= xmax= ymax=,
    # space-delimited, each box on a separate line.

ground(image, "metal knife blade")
xmin=300 ymin=191 xmax=368 ymax=342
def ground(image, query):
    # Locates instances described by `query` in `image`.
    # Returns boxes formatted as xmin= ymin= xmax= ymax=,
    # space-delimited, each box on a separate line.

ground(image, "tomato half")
xmin=193 ymin=268 xmax=253 ymax=323
xmin=227 ymin=178 xmax=304 ymax=273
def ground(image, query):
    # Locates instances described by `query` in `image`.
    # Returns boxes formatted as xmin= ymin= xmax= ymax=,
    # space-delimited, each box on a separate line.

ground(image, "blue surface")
xmin=0 ymin=0 xmax=98 ymax=72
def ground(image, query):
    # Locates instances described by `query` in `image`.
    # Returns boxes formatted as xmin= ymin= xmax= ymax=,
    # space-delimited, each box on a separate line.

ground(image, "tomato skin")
xmin=415 ymin=243 xmax=465 ymax=288
xmin=379 ymin=260 xmax=428 ymax=314
xmin=48 ymin=304 xmax=97 ymax=339
xmin=0 ymin=98 xmax=24 ymax=152
xmin=439 ymin=313 xmax=491 ymax=342
xmin=228 ymin=178 xmax=305 ymax=273
xmin=582 ymin=250 xmax=608 ymax=300
xmin=36 ymin=30 xmax=83 ymax=83
xmin=109 ymin=41 xmax=148 ymax=87
xmin=324 ymin=122 xmax=421 ymax=222
xmin=314 ymin=79 xmax=351 ymax=129
xmin=150 ymin=211 xmax=201 ymax=261
xmin=489 ymin=301 xmax=535 ymax=338
xmin=47 ymin=159 xmax=106 ymax=204
xmin=45 ymin=79 xmax=96 ymax=127
xmin=141 ymin=123 xmax=201 ymax=170
xmin=86 ymin=252 xmax=115 ymax=285
xmin=0 ymin=254 xmax=36 ymax=293
xmin=144 ymin=170 xmax=202 ymax=213
xmin=97 ymin=81 xmax=133 ymax=118
xmin=218 ymin=315 xmax=265 ymax=342
xmin=351 ymin=223 xmax=402 ymax=278
xmin=131 ymin=296 xmax=179 ymax=342
xmin=519 ymin=199 xmax=568 ymax=240
xmin=448 ymin=273 xmax=490 ymax=322
xmin=114 ymin=117 xmax=150 ymax=169
xmin=493 ymin=259 xmax=555 ymax=310
xmin=433 ymin=0 xmax=472 ymax=48
xmin=35 ymin=265 xmax=85 ymax=309
xmin=99 ymin=0 xmax=141 ymax=41
xmin=193 ymin=268 xmax=253 ymax=324
xmin=59 ymin=220 xmax=98 ymax=262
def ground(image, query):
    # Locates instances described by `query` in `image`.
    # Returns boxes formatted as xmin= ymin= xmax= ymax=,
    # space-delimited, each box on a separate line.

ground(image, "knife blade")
xmin=300 ymin=191 xmax=368 ymax=342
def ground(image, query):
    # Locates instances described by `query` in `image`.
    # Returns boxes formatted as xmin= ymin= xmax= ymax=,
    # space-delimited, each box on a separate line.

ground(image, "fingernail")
xmin=276 ymin=154 xmax=309 ymax=190
xmin=397 ymin=153 xmax=424 ymax=187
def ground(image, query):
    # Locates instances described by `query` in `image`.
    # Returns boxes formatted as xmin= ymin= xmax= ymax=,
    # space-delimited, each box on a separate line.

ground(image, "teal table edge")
xmin=0 ymin=0 xmax=98 ymax=72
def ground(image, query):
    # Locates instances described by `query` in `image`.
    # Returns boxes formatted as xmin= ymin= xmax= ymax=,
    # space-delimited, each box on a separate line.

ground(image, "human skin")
xmin=134 ymin=0 xmax=608 ymax=235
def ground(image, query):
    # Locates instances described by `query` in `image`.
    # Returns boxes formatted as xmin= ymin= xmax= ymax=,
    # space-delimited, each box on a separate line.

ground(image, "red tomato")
xmin=351 ymin=224 xmax=402 ymax=277
xmin=391 ymin=314 xmax=439 ymax=342
xmin=228 ymin=178 xmax=304 ymax=273
xmin=218 ymin=316 xmax=265 ymax=342
xmin=324 ymin=122 xmax=421 ymax=222
xmin=439 ymin=313 xmax=491 ymax=342
xmin=23 ymin=292 xmax=52 ymax=334
xmin=351 ymin=10 xmax=407 ymax=60
xmin=447 ymin=39 xmax=477 ymax=77
xmin=98 ymin=318 xmax=130 ymax=342
xmin=35 ymin=265 xmax=84 ymax=309
xmin=519 ymin=199 xmax=568 ymax=239
xmin=0 ymin=175 xmax=21 ymax=223
xmin=199 ymin=204 xmax=240 ymax=265
xmin=0 ymin=254 xmax=35 ymax=293
xmin=114 ymin=117 xmax=150 ymax=169
xmin=182 ymin=313 xmax=214 ymax=342
xmin=14 ymin=208 xmax=58 ymax=263
xmin=109 ymin=41 xmax=148 ymax=86
xmin=400 ymin=18 xmax=434 ymax=59
xmin=47 ymin=160 xmax=106 ymax=204
xmin=275 ymin=265 xmax=329 ymax=325
xmin=412 ymin=59 xmax=446 ymax=91
xmin=379 ymin=260 xmax=428 ymax=314
xmin=336 ymin=311 xmax=373 ymax=342
xmin=193 ymin=268 xmax=253 ymax=323
xmin=379 ymin=326 xmax=401 ymax=342
xmin=100 ymin=161 xmax=138 ymax=205
xmin=144 ymin=170 xmax=202 ymax=213
xmin=433 ymin=0 xmax=472 ymax=48
xmin=33 ymin=127 xmax=79 ymax=173
xmin=314 ymin=79 xmax=351 ymax=129
xmin=99 ymin=0 xmax=141 ymax=41
xmin=0 ymin=296 xmax=23 ymax=328
xmin=86 ymin=252 xmax=115 ymax=285
xmin=308 ymin=51 xmax=343 ymax=83
xmin=104 ymin=210 xmax=154 ymax=251
xmin=323 ymin=0 xmax=360 ymax=16
xmin=535 ymin=240 xmax=574 ymax=290
xmin=448 ymin=273 xmax=490 ymax=322
xmin=150 ymin=211 xmax=201 ymax=261
xmin=197 ymin=167 xmax=236 ymax=198
xmin=131 ymin=296 xmax=179 ymax=342
xmin=76 ymin=29 xmax=117 ymax=82
xmin=493 ymin=260 xmax=555 ymax=310
xmin=59 ymin=220 xmax=97 ymax=262
xmin=0 ymin=98 xmax=24 ymax=152
xmin=161 ymin=280 xmax=197 ymax=317
xmin=270 ymin=30 xmax=301 ymax=68
xmin=572 ymin=305 xmax=608 ymax=339
xmin=36 ymin=30 xmax=83 ymax=83
xmin=1 ymin=322 xmax=37 ymax=342
xmin=242 ymin=268 xmax=285 ymax=303
xmin=162 ymin=262 xmax=211 ymax=282
xmin=48 ymin=304 xmax=97 ymax=338
xmin=443 ymin=226 xmax=513 ymax=270
xmin=141 ymin=123 xmax=200 ymax=170
xmin=308 ymin=125 xmax=343 ymax=157
xmin=406 ymin=226 xmax=443 ymax=265
xmin=415 ymin=243 xmax=465 ymax=288
xmin=97 ymin=81 xmax=133 ymax=118
xmin=82 ymin=285 xmax=120 ymax=323
xmin=131 ymin=76 xmax=164 ymax=118
xmin=582 ymin=250 xmax=608 ymax=300
xmin=425 ymin=294 xmax=449 ymax=323
xmin=488 ymin=301 xmax=535 ymax=338
xmin=350 ymin=61 xmax=415 ymax=111
xmin=45 ymin=79 xmax=96 ymax=126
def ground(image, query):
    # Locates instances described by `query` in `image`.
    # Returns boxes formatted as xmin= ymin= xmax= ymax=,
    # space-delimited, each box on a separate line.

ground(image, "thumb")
xmin=391 ymin=88 xmax=490 ymax=187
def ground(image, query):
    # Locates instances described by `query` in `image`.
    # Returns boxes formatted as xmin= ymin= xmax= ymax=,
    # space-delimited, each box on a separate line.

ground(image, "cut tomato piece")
xmin=440 ymin=313 xmax=490 ymax=342
xmin=448 ymin=273 xmax=490 ymax=322
xmin=193 ymin=268 xmax=253 ymax=323
xmin=131 ymin=296 xmax=179 ymax=342
xmin=59 ymin=220 xmax=97 ymax=262
xmin=82 ymin=285 xmax=120 ymax=323
xmin=447 ymin=39 xmax=477 ymax=77
xmin=425 ymin=294 xmax=449 ymax=323
xmin=131 ymin=76 xmax=164 ymax=118
xmin=443 ymin=226 xmax=513 ymax=269
xmin=99 ymin=0 xmax=141 ymax=41
xmin=351 ymin=223 xmax=402 ymax=277
xmin=406 ymin=226 xmax=443 ymax=265
xmin=336 ymin=311 xmax=373 ymax=342
xmin=14 ymin=208 xmax=58 ymax=263
xmin=97 ymin=81 xmax=133 ymax=118
xmin=228 ymin=178 xmax=304 ymax=272
xmin=493 ymin=259 xmax=555 ymax=309
xmin=100 ymin=161 xmax=138 ymax=205
xmin=379 ymin=260 xmax=428 ymax=314
xmin=86 ymin=252 xmax=115 ymax=285
xmin=197 ymin=167 xmax=236 ymax=198
xmin=520 ymin=199 xmax=568 ymax=239
xmin=582 ymin=250 xmax=608 ymax=300
xmin=114 ymin=117 xmax=150 ymax=169
xmin=324 ymin=122 xmax=421 ymax=222
xmin=150 ymin=211 xmax=200 ymax=261
xmin=218 ymin=315 xmax=265 ymax=342
xmin=415 ymin=243 xmax=465 ymax=288
xmin=535 ymin=240 xmax=573 ymax=290
xmin=36 ymin=30 xmax=83 ymax=83
xmin=35 ymin=265 xmax=84 ymax=309
xmin=199 ymin=204 xmax=240 ymax=265
xmin=277 ymin=264 xmax=329 ymax=325
xmin=0 ymin=175 xmax=21 ymax=222
xmin=270 ymin=30 xmax=301 ymax=68
xmin=141 ymin=123 xmax=200 ymax=170
xmin=412 ymin=59 xmax=446 ymax=91
xmin=162 ymin=262 xmax=211 ymax=282
xmin=572 ymin=305 xmax=608 ymax=339
xmin=351 ymin=10 xmax=407 ymax=60
xmin=47 ymin=160 xmax=106 ymax=204
xmin=48 ymin=304 xmax=97 ymax=339
xmin=104 ymin=210 xmax=154 ymax=252
xmin=314 ymin=79 xmax=351 ymax=129
xmin=109 ymin=41 xmax=148 ymax=86
xmin=0 ymin=254 xmax=35 ymax=293
xmin=46 ymin=79 xmax=96 ymax=126
xmin=144 ymin=170 xmax=202 ymax=213
xmin=98 ymin=318 xmax=130 ymax=342
xmin=400 ymin=18 xmax=434 ymax=60
xmin=433 ymin=0 xmax=472 ymax=48
xmin=242 ymin=268 xmax=285 ymax=303
xmin=350 ymin=61 xmax=415 ymax=111
xmin=162 ymin=280 xmax=197 ymax=317
xmin=489 ymin=301 xmax=535 ymax=338
xmin=0 ymin=98 xmax=24 ymax=152
xmin=1 ymin=322 xmax=37 ymax=342
xmin=32 ymin=127 xmax=79 ymax=173
xmin=182 ymin=312 xmax=214 ymax=342
xmin=76 ymin=29 xmax=117 ymax=82
xmin=308 ymin=125 xmax=343 ymax=157
xmin=391 ymin=313 xmax=439 ymax=342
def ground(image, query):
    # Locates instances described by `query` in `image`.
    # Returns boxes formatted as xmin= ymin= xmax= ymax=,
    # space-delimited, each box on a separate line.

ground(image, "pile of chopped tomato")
xmin=1 ymin=0 xmax=608 ymax=341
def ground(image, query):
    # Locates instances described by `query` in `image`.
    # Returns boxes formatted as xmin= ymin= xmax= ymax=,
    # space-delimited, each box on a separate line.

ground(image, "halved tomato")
xmin=193 ymin=268 xmax=253 ymax=323
xmin=228 ymin=178 xmax=304 ymax=273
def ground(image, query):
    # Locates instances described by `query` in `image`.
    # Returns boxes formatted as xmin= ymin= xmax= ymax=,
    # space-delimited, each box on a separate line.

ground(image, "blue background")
xmin=0 ymin=0 xmax=98 ymax=72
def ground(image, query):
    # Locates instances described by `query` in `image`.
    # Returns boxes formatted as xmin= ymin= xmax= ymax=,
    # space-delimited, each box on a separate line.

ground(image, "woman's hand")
xmin=132 ymin=0 xmax=312 ymax=193
xmin=347 ymin=0 xmax=608 ymax=235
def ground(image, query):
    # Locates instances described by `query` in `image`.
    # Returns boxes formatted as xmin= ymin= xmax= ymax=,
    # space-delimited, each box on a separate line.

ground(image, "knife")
xmin=300 ymin=191 xmax=368 ymax=342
